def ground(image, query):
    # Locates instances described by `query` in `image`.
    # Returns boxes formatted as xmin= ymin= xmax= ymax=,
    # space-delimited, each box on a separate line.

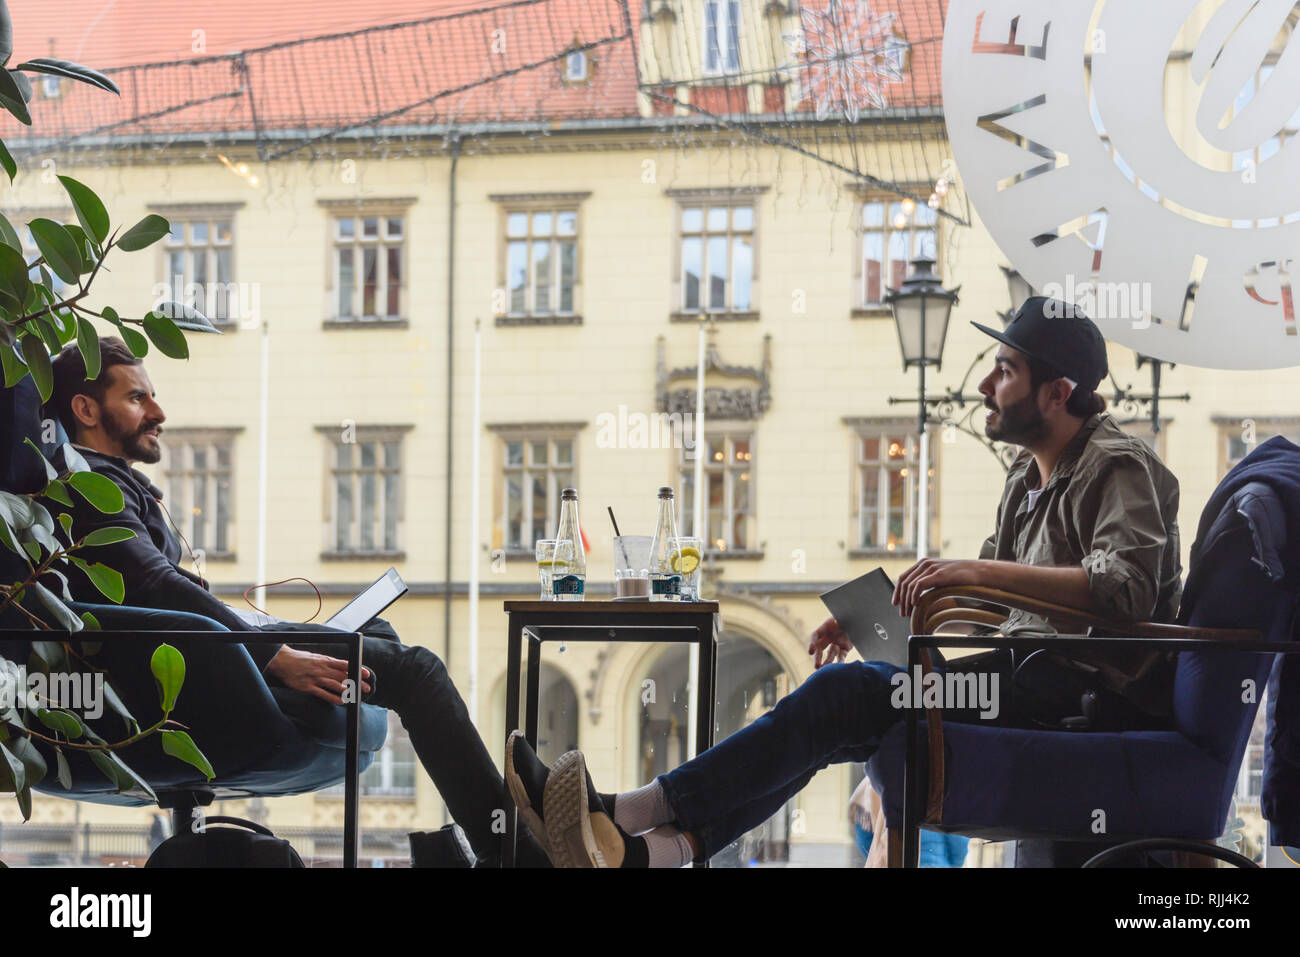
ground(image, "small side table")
xmin=502 ymin=599 xmax=720 ymax=867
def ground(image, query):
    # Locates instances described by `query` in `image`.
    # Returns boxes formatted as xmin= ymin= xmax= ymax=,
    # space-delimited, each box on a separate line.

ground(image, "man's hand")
xmin=808 ymin=616 xmax=853 ymax=669
xmin=892 ymin=558 xmax=988 ymax=619
xmin=266 ymin=646 xmax=373 ymax=706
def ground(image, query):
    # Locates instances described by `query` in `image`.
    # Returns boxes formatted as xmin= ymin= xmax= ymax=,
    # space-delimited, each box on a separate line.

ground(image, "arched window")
xmin=634 ymin=630 xmax=791 ymax=866
xmin=536 ymin=662 xmax=580 ymax=765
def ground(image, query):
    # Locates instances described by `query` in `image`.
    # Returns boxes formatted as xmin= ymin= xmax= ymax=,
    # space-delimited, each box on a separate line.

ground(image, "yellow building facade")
xmin=1 ymin=6 xmax=1294 ymax=865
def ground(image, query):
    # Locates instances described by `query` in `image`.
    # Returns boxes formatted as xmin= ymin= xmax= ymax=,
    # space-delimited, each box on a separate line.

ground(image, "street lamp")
xmin=885 ymin=258 xmax=960 ymax=560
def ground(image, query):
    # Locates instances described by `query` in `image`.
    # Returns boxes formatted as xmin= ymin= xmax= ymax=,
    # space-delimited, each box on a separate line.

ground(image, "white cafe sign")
xmin=943 ymin=0 xmax=1300 ymax=369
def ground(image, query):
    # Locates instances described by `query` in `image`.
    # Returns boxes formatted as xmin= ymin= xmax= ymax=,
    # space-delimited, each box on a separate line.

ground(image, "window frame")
xmin=845 ymin=419 xmax=940 ymax=557
xmin=148 ymin=202 xmax=245 ymax=328
xmin=489 ymin=425 xmax=583 ymax=555
xmin=159 ymin=427 xmax=242 ymax=563
xmin=492 ymin=192 xmax=588 ymax=326
xmin=702 ymin=0 xmax=742 ymax=76
xmin=677 ymin=428 xmax=759 ymax=557
xmin=318 ymin=424 xmax=413 ymax=560
xmin=1215 ymin=416 xmax=1300 ymax=480
xmin=851 ymin=188 xmax=942 ymax=315
xmin=668 ymin=188 xmax=764 ymax=322
xmin=318 ymin=197 xmax=416 ymax=328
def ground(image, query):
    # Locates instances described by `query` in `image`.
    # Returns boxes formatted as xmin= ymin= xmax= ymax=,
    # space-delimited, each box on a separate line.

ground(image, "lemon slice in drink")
xmin=669 ymin=547 xmax=701 ymax=575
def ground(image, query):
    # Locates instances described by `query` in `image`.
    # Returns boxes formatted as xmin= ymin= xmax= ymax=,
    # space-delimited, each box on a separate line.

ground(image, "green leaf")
xmin=23 ymin=437 xmax=57 ymax=482
xmin=115 ymin=214 xmax=170 ymax=252
xmin=15 ymin=58 xmax=121 ymax=96
xmin=57 ymin=176 xmax=110 ymax=245
xmin=28 ymin=639 xmax=66 ymax=672
xmin=0 ymin=211 xmax=20 ymax=251
xmin=67 ymin=555 xmax=124 ymax=603
xmin=0 ymin=738 xmax=25 ymax=792
xmin=143 ymin=310 xmax=188 ymax=359
xmin=0 ymin=340 xmax=25 ymax=387
xmin=75 ymin=315 xmax=101 ymax=379
xmin=60 ymin=442 xmax=91 ymax=475
xmin=44 ymin=480 xmax=73 ymax=507
xmin=0 ymin=67 xmax=30 ymax=125
xmin=155 ymin=301 xmax=221 ymax=334
xmin=66 ymin=470 xmax=124 ymax=513
xmin=36 ymin=708 xmax=83 ymax=739
xmin=81 ymin=526 xmax=135 ymax=547
xmin=2 ymin=735 xmax=46 ymax=793
xmin=100 ymin=305 xmax=121 ymax=326
xmin=54 ymin=748 xmax=71 ymax=789
xmin=79 ymin=611 xmax=100 ymax=630
xmin=151 ymin=643 xmax=185 ymax=713
xmin=99 ymin=680 xmax=136 ymax=734
xmin=32 ymin=582 xmax=82 ymax=631
xmin=61 ymin=224 xmax=96 ymax=274
xmin=19 ymin=333 xmax=52 ymax=402
xmin=8 ymin=69 xmax=30 ymax=103
xmin=20 ymin=540 xmax=38 ymax=560
xmin=32 ymin=314 xmax=63 ymax=355
xmin=45 ymin=566 xmax=72 ymax=601
xmin=120 ymin=324 xmax=148 ymax=357
xmin=160 ymin=729 xmax=214 ymax=780
xmin=0 ymin=137 xmax=14 ymax=183
xmin=0 ymin=3 xmax=12 ymax=69
xmin=0 ymin=241 xmax=30 ymax=307
xmin=27 ymin=219 xmax=82 ymax=286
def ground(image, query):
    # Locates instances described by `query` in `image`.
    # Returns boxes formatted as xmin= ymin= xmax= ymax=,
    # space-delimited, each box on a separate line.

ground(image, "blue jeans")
xmin=658 ymin=657 xmax=1012 ymax=860
xmin=62 ymin=602 xmax=550 ymax=867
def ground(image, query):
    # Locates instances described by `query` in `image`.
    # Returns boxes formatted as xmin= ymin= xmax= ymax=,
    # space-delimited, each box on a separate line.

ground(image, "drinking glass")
xmin=670 ymin=536 xmax=703 ymax=600
xmin=613 ymin=535 xmax=652 ymax=599
xmin=535 ymin=539 xmax=559 ymax=600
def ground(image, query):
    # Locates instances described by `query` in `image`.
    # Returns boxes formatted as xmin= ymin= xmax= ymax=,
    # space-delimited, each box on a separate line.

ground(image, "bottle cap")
xmin=657 ymin=486 xmax=674 ymax=499
xmin=561 ymin=488 xmax=577 ymax=500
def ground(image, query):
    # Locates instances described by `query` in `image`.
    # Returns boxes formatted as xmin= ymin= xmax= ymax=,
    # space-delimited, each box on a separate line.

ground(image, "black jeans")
xmin=261 ymin=617 xmax=550 ymax=867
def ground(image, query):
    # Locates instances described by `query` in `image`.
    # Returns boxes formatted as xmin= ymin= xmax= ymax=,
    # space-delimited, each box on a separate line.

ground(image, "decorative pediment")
xmin=655 ymin=332 xmax=772 ymax=420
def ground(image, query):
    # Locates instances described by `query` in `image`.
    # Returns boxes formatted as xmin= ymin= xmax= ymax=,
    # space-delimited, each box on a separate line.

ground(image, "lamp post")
xmin=885 ymin=258 xmax=960 ymax=560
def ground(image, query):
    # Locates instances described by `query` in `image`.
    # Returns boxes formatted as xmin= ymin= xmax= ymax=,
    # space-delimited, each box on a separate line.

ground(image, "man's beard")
xmin=103 ymin=410 xmax=162 ymax=463
xmin=984 ymin=393 xmax=1048 ymax=446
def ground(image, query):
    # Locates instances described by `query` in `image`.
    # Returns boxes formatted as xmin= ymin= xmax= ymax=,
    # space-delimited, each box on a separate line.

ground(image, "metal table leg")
xmin=503 ymin=613 xmax=523 ymax=868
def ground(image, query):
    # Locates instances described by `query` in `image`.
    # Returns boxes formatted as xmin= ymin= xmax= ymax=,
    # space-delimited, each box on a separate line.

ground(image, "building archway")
xmin=630 ymin=626 xmax=794 ymax=866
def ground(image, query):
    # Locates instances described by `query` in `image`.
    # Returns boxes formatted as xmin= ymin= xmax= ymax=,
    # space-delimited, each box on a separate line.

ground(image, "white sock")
xmin=643 ymin=824 xmax=694 ymax=868
xmin=614 ymin=780 xmax=671 ymax=835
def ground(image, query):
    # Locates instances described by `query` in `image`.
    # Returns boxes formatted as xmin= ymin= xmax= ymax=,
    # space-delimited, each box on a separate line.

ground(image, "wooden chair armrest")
xmin=911 ymin=586 xmax=1260 ymax=642
xmin=928 ymin=607 xmax=1006 ymax=632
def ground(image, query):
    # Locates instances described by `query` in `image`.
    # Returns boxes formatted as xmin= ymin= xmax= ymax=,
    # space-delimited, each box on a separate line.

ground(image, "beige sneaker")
xmin=542 ymin=750 xmax=625 ymax=868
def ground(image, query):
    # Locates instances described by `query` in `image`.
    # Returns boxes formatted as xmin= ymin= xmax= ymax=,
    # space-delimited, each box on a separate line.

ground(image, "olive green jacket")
xmin=979 ymin=412 xmax=1182 ymax=714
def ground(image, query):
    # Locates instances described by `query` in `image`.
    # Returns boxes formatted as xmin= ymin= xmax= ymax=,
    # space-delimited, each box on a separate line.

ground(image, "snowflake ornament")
xmin=781 ymin=0 xmax=911 ymax=122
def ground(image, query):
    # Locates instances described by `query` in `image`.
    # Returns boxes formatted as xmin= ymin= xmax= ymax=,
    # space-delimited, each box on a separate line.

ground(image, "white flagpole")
xmin=688 ymin=318 xmax=706 ymax=759
xmin=468 ymin=318 xmax=482 ymax=726
xmin=255 ymin=319 xmax=269 ymax=610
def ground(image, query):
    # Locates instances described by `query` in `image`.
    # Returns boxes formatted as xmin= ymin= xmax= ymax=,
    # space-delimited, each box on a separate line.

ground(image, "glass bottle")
xmin=552 ymin=487 xmax=587 ymax=601
xmin=648 ymin=486 xmax=682 ymax=601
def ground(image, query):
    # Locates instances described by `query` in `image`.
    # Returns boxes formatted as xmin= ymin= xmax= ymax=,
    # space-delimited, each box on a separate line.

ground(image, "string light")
xmin=217 ymin=153 xmax=261 ymax=188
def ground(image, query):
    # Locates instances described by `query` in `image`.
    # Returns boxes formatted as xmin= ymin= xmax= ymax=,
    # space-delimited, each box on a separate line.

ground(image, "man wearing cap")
xmin=512 ymin=298 xmax=1182 ymax=868
xmin=886 ymin=296 xmax=1182 ymax=721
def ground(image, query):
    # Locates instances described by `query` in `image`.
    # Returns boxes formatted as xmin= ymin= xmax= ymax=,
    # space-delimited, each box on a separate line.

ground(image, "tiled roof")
xmin=2 ymin=0 xmax=946 ymax=153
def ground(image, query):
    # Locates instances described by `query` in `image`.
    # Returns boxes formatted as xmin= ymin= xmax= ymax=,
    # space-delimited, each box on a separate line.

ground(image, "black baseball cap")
xmin=971 ymin=296 xmax=1109 ymax=393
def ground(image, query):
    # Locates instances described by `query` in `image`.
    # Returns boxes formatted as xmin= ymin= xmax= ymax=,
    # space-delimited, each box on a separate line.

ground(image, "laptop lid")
xmin=325 ymin=567 xmax=408 ymax=633
xmin=818 ymin=568 xmax=912 ymax=667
